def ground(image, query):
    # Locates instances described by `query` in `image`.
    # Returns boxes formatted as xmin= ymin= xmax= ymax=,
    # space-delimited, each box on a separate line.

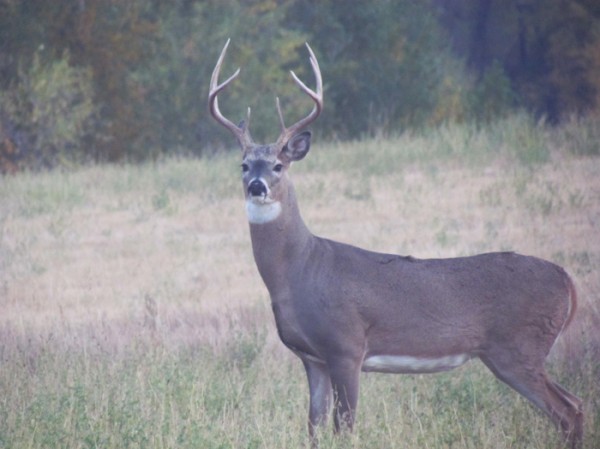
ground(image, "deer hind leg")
xmin=547 ymin=380 xmax=584 ymax=447
xmin=480 ymin=353 xmax=583 ymax=449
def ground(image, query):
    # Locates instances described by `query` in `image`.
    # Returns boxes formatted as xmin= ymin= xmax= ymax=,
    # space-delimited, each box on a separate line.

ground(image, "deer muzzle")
xmin=248 ymin=179 xmax=268 ymax=198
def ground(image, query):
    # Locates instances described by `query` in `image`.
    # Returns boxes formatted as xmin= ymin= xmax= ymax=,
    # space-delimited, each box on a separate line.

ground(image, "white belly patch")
xmin=362 ymin=353 xmax=469 ymax=374
xmin=246 ymin=200 xmax=282 ymax=224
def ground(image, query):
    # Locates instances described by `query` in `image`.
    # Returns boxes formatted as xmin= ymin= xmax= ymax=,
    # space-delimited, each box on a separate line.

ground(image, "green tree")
xmin=1 ymin=0 xmax=160 ymax=162
xmin=51 ymin=0 xmax=159 ymax=161
xmin=435 ymin=0 xmax=600 ymax=122
xmin=288 ymin=1 xmax=454 ymax=137
xmin=0 ymin=51 xmax=98 ymax=170
xmin=2 ymin=0 xmax=600 ymax=168
xmin=140 ymin=0 xmax=308 ymax=154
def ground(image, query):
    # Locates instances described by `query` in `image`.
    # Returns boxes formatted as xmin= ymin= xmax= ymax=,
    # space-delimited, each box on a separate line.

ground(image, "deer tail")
xmin=561 ymin=272 xmax=578 ymax=333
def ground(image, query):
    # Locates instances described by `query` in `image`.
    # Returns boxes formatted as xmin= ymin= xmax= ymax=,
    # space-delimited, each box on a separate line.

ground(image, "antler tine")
xmin=208 ymin=39 xmax=252 ymax=146
xmin=276 ymin=43 xmax=323 ymax=146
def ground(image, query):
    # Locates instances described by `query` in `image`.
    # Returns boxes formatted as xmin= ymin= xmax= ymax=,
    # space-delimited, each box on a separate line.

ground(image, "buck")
xmin=208 ymin=39 xmax=584 ymax=448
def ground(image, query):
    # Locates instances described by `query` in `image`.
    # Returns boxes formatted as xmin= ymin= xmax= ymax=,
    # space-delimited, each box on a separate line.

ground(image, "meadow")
xmin=1 ymin=115 xmax=599 ymax=448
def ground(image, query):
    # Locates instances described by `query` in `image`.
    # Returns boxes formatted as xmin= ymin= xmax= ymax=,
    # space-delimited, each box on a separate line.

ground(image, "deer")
xmin=208 ymin=39 xmax=584 ymax=448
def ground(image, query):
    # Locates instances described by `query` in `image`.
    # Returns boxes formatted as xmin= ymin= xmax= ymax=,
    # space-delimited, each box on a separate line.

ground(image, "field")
xmin=1 ymin=116 xmax=599 ymax=448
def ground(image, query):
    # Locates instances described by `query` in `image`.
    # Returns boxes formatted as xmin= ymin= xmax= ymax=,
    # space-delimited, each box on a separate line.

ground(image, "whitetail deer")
xmin=208 ymin=39 xmax=584 ymax=448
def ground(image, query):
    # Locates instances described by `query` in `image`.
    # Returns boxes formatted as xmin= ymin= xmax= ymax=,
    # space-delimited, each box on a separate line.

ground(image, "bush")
xmin=0 ymin=51 xmax=99 ymax=171
xmin=467 ymin=61 xmax=517 ymax=124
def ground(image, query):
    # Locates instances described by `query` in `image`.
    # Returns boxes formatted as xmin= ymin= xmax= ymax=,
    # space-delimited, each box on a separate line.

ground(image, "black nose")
xmin=248 ymin=179 xmax=267 ymax=197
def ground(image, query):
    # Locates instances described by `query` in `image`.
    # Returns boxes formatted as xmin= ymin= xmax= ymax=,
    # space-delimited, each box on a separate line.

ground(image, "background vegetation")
xmin=1 ymin=0 xmax=600 ymax=170
xmin=1 ymin=1 xmax=599 ymax=448
xmin=1 ymin=118 xmax=599 ymax=448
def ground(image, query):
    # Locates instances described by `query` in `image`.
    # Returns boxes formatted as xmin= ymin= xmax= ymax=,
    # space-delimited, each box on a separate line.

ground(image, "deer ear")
xmin=281 ymin=131 xmax=311 ymax=162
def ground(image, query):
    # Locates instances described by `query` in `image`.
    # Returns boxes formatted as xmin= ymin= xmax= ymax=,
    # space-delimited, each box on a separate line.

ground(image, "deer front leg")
xmin=303 ymin=359 xmax=333 ymax=444
xmin=327 ymin=356 xmax=361 ymax=433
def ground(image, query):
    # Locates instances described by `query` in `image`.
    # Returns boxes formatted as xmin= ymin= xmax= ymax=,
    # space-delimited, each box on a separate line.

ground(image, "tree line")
xmin=1 ymin=0 xmax=599 ymax=171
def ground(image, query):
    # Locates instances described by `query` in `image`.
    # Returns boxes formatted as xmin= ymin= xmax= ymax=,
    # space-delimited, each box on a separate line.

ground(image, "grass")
xmin=1 ymin=116 xmax=599 ymax=448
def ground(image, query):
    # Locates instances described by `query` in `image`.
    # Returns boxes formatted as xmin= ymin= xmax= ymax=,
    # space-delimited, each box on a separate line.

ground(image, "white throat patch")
xmin=245 ymin=200 xmax=282 ymax=224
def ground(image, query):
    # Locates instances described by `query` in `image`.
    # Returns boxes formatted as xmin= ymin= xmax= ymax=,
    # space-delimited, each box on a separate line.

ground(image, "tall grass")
xmin=1 ymin=116 xmax=599 ymax=448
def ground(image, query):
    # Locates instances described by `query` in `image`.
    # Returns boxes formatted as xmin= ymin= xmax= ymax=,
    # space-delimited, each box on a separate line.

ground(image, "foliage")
xmin=140 ymin=0 xmax=307 ymax=155
xmin=53 ymin=0 xmax=160 ymax=162
xmin=435 ymin=0 xmax=600 ymax=123
xmin=0 ymin=51 xmax=98 ymax=171
xmin=1 ymin=0 xmax=600 ymax=169
xmin=286 ymin=1 xmax=453 ymax=137
xmin=467 ymin=61 xmax=518 ymax=123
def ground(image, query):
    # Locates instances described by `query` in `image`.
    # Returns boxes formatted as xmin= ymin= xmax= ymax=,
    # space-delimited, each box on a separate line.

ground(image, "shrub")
xmin=0 ymin=51 xmax=99 ymax=171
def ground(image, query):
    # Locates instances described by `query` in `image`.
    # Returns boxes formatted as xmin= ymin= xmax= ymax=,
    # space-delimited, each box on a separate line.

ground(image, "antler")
xmin=275 ymin=43 xmax=323 ymax=147
xmin=208 ymin=39 xmax=252 ymax=147
xmin=209 ymin=40 xmax=323 ymax=147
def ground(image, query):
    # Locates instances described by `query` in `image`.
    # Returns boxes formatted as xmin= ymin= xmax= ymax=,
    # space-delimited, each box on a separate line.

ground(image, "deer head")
xmin=208 ymin=39 xmax=323 ymax=223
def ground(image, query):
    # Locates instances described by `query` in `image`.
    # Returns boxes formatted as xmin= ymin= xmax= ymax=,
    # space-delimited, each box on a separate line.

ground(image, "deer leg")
xmin=327 ymin=356 xmax=361 ymax=433
xmin=302 ymin=359 xmax=333 ymax=443
xmin=480 ymin=354 xmax=583 ymax=448
xmin=549 ymin=380 xmax=584 ymax=413
xmin=546 ymin=380 xmax=584 ymax=448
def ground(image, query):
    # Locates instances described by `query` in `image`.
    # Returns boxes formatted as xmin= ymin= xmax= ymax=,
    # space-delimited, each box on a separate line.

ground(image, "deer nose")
xmin=248 ymin=179 xmax=267 ymax=197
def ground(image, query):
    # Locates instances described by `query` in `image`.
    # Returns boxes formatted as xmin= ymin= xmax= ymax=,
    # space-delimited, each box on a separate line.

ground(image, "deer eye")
xmin=273 ymin=163 xmax=283 ymax=173
xmin=241 ymin=163 xmax=249 ymax=173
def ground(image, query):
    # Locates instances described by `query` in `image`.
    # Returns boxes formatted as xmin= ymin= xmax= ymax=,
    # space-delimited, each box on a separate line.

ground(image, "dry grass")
xmin=1 ymin=117 xmax=599 ymax=448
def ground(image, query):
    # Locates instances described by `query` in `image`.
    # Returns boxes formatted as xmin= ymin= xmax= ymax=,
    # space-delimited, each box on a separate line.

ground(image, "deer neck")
xmin=247 ymin=182 xmax=313 ymax=297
